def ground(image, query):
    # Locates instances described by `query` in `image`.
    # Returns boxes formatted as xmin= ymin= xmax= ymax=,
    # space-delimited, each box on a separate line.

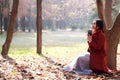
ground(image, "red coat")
xmin=88 ymin=29 xmax=109 ymax=72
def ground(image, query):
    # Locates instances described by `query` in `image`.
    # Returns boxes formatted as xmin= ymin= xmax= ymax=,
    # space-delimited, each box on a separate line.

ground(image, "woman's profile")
xmin=88 ymin=19 xmax=112 ymax=74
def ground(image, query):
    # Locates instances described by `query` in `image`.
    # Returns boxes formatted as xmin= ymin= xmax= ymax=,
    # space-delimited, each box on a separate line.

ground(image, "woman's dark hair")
xmin=96 ymin=19 xmax=103 ymax=30
xmin=88 ymin=30 xmax=92 ymax=36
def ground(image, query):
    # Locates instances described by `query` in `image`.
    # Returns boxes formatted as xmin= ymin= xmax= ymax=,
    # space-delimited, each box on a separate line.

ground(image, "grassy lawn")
xmin=0 ymin=31 xmax=120 ymax=65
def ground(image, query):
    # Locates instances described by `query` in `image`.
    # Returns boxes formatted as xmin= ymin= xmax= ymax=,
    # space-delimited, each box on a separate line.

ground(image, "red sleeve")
xmin=89 ymin=33 xmax=105 ymax=50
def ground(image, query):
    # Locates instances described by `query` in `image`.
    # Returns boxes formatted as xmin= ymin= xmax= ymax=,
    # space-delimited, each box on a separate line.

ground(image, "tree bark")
xmin=106 ymin=31 xmax=119 ymax=69
xmin=96 ymin=0 xmax=104 ymax=20
xmin=104 ymin=0 xmax=112 ymax=29
xmin=0 ymin=13 xmax=2 ymax=34
xmin=36 ymin=0 xmax=42 ymax=54
xmin=107 ymin=13 xmax=120 ymax=69
xmin=1 ymin=0 xmax=19 ymax=58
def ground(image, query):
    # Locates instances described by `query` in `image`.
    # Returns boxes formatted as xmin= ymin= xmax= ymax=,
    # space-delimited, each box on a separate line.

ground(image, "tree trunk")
xmin=1 ymin=0 xmax=19 ymax=58
xmin=106 ymin=32 xmax=119 ymax=69
xmin=104 ymin=0 xmax=112 ymax=29
xmin=3 ymin=16 xmax=9 ymax=31
xmin=96 ymin=0 xmax=104 ymax=20
xmin=96 ymin=0 xmax=120 ymax=70
xmin=36 ymin=0 xmax=42 ymax=54
xmin=21 ymin=16 xmax=26 ymax=32
xmin=106 ymin=13 xmax=120 ymax=69
xmin=0 ymin=13 xmax=2 ymax=34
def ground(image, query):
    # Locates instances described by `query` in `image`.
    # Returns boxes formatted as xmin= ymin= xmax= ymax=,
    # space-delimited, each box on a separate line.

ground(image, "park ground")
xmin=0 ymin=31 xmax=120 ymax=79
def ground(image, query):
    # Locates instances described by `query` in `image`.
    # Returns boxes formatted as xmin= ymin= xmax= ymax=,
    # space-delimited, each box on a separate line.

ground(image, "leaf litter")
xmin=0 ymin=55 xmax=120 ymax=80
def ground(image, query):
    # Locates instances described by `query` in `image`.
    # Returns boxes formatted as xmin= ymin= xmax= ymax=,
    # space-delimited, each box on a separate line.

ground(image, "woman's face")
xmin=91 ymin=21 xmax=96 ymax=31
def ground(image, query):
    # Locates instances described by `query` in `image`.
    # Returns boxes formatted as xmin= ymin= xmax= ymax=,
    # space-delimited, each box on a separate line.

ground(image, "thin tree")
xmin=36 ymin=0 xmax=42 ymax=54
xmin=96 ymin=0 xmax=120 ymax=70
xmin=1 ymin=0 xmax=19 ymax=58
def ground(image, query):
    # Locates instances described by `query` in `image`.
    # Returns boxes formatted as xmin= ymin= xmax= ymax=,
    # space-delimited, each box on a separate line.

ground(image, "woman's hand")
xmin=87 ymin=35 xmax=92 ymax=43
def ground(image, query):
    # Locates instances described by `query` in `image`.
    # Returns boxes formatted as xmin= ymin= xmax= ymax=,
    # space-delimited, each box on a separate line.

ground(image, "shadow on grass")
xmin=2 ymin=55 xmax=16 ymax=64
xmin=39 ymin=54 xmax=63 ymax=67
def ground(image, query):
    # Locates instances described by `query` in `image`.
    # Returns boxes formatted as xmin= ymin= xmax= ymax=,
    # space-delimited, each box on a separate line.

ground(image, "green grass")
xmin=42 ymin=43 xmax=88 ymax=61
xmin=6 ymin=43 xmax=88 ymax=62
xmin=4 ymin=44 xmax=120 ymax=67
xmin=0 ymin=31 xmax=120 ymax=63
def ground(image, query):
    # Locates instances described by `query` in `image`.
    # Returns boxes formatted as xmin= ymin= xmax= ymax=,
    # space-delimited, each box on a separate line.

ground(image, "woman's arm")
xmin=89 ymin=34 xmax=105 ymax=50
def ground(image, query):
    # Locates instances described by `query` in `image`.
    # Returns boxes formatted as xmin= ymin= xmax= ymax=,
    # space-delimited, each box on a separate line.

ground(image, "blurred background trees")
xmin=0 ymin=0 xmax=111 ymax=33
xmin=0 ymin=0 xmax=120 ymax=33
